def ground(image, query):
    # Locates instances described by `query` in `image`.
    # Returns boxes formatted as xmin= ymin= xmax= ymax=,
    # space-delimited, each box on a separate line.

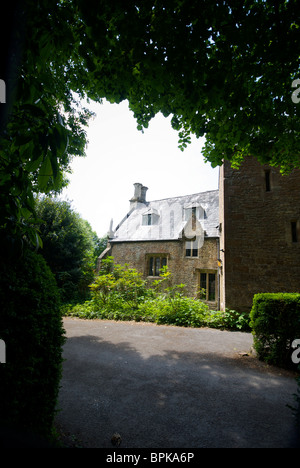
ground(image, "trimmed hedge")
xmin=250 ymin=293 xmax=300 ymax=368
xmin=0 ymin=249 xmax=65 ymax=438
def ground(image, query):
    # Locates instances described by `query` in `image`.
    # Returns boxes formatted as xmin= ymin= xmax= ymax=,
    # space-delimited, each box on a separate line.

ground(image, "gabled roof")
xmin=110 ymin=189 xmax=219 ymax=242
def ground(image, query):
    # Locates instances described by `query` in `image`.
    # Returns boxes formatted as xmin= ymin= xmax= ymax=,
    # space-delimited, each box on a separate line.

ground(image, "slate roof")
xmin=110 ymin=189 xmax=219 ymax=242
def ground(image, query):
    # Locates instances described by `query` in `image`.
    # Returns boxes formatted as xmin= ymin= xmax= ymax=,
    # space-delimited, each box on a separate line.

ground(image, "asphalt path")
xmin=55 ymin=318 xmax=299 ymax=448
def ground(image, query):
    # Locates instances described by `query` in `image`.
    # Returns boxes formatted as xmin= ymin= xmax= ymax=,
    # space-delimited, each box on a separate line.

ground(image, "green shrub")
xmin=90 ymin=261 xmax=152 ymax=311
xmin=62 ymin=300 xmax=101 ymax=320
xmin=250 ymin=293 xmax=300 ymax=368
xmin=0 ymin=249 xmax=65 ymax=438
xmin=63 ymin=298 xmax=251 ymax=331
xmin=64 ymin=260 xmax=251 ymax=332
xmin=65 ymin=294 xmax=210 ymax=328
xmin=154 ymin=295 xmax=209 ymax=327
xmin=206 ymin=308 xmax=251 ymax=331
xmin=136 ymin=298 xmax=161 ymax=323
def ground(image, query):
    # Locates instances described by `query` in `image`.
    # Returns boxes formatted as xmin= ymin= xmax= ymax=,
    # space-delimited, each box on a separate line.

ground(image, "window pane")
xmin=292 ymin=221 xmax=298 ymax=243
xmin=265 ymin=170 xmax=271 ymax=192
xmin=186 ymin=241 xmax=192 ymax=256
xmin=148 ymin=214 xmax=152 ymax=225
xmin=149 ymin=257 xmax=154 ymax=276
xmin=200 ymin=273 xmax=206 ymax=299
xmin=185 ymin=208 xmax=192 ymax=221
xmin=161 ymin=257 xmax=167 ymax=269
xmin=192 ymin=240 xmax=198 ymax=257
xmin=208 ymin=274 xmax=216 ymax=301
xmin=155 ymin=257 xmax=160 ymax=276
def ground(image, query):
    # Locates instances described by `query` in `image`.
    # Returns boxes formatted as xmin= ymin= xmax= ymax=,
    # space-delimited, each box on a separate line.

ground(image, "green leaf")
xmin=27 ymin=228 xmax=43 ymax=250
xmin=20 ymin=207 xmax=33 ymax=220
xmin=38 ymin=155 xmax=53 ymax=192
xmin=26 ymin=155 xmax=43 ymax=173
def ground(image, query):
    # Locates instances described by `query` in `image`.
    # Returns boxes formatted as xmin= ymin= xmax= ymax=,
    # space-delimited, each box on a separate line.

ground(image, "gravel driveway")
xmin=55 ymin=318 xmax=299 ymax=448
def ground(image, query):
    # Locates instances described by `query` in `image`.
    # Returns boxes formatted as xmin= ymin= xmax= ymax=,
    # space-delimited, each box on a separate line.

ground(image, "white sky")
xmin=61 ymin=99 xmax=219 ymax=238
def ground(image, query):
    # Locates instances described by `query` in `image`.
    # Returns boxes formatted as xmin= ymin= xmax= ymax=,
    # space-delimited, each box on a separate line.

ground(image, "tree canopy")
xmin=1 ymin=0 xmax=300 ymax=248
xmin=35 ymin=197 xmax=103 ymax=301
xmin=77 ymin=0 xmax=300 ymax=171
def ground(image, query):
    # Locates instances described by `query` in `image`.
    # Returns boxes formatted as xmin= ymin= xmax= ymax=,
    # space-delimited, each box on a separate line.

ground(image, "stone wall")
xmin=220 ymin=156 xmax=300 ymax=312
xmin=109 ymin=238 xmax=218 ymax=301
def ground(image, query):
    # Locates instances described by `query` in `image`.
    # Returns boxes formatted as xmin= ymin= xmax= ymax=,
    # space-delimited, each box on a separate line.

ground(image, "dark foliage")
xmin=0 ymin=249 xmax=65 ymax=437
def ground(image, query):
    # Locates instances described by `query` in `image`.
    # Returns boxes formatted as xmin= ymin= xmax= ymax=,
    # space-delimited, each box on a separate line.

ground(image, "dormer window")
xmin=185 ymin=206 xmax=197 ymax=221
xmin=184 ymin=204 xmax=205 ymax=221
xmin=142 ymin=208 xmax=160 ymax=226
xmin=146 ymin=214 xmax=152 ymax=226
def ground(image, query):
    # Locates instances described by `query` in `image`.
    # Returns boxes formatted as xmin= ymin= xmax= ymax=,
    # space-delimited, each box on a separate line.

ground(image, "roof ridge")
xmin=148 ymin=188 xmax=219 ymax=203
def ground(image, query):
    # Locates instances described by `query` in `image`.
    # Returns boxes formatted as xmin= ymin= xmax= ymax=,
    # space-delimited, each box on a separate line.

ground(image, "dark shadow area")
xmin=55 ymin=331 xmax=299 ymax=448
xmin=0 ymin=423 xmax=58 ymax=448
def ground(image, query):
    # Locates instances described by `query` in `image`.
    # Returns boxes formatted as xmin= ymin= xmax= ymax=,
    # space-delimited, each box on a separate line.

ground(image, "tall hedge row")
xmin=0 ymin=249 xmax=65 ymax=439
xmin=250 ymin=293 xmax=300 ymax=368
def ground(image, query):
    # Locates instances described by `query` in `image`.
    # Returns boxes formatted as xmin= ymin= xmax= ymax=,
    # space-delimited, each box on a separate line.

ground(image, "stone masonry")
xmin=109 ymin=238 xmax=218 ymax=299
xmin=219 ymin=156 xmax=300 ymax=312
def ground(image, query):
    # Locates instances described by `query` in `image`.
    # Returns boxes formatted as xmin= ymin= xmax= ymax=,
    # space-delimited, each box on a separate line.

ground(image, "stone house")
xmin=100 ymin=156 xmax=300 ymax=312
xmin=100 ymin=183 xmax=220 ymax=309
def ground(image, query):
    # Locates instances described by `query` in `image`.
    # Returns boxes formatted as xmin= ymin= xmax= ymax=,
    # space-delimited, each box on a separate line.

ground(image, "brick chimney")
xmin=130 ymin=183 xmax=148 ymax=209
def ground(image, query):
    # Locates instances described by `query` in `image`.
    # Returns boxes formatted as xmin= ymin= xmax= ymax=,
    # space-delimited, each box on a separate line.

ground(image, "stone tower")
xmin=219 ymin=156 xmax=300 ymax=312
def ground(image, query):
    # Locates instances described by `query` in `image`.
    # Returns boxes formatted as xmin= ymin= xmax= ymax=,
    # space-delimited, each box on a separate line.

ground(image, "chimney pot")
xmin=141 ymin=185 xmax=148 ymax=203
xmin=130 ymin=183 xmax=148 ymax=207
